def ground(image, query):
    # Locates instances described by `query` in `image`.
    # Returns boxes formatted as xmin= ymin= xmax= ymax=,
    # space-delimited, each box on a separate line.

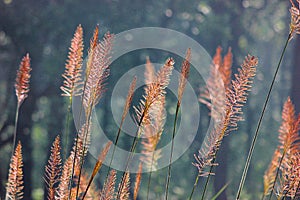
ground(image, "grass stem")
xmin=165 ymin=102 xmax=180 ymax=200
xmin=235 ymin=33 xmax=291 ymax=200
xmin=116 ymin=111 xmax=146 ymax=199
xmin=63 ymin=97 xmax=72 ymax=160
xmin=12 ymin=103 xmax=20 ymax=157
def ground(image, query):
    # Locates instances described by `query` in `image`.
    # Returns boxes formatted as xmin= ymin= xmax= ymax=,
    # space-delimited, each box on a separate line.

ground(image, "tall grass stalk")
xmin=68 ymin=82 xmax=86 ymax=200
xmin=235 ymin=33 xmax=291 ymax=200
xmin=75 ymin=105 xmax=93 ymax=198
xmin=165 ymin=102 xmax=180 ymax=200
xmin=146 ymin=150 xmax=156 ymax=200
xmin=165 ymin=49 xmax=190 ymax=200
xmin=12 ymin=104 xmax=20 ymax=158
xmin=63 ymin=97 xmax=72 ymax=160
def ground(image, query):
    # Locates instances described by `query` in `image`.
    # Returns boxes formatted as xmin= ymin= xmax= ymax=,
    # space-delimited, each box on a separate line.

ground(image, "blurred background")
xmin=0 ymin=0 xmax=300 ymax=199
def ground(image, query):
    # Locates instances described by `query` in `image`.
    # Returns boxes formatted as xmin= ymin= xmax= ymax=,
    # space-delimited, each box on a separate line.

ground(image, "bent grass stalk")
xmin=235 ymin=33 xmax=291 ymax=200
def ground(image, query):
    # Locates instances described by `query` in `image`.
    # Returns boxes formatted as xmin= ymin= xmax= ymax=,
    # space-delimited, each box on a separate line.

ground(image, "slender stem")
xmin=116 ymin=127 xmax=142 ymax=199
xmin=269 ymin=150 xmax=286 ymax=200
xmin=76 ymin=106 xmax=93 ymax=199
xmin=190 ymin=122 xmax=230 ymax=200
xmin=165 ymin=102 xmax=180 ymax=200
xmin=146 ymin=143 xmax=158 ymax=200
xmin=63 ymin=97 xmax=72 ymax=160
xmin=189 ymin=172 xmax=201 ymax=200
xmin=146 ymin=169 xmax=153 ymax=200
xmin=105 ymin=120 xmax=124 ymax=181
xmin=189 ymin=125 xmax=228 ymax=200
xmin=116 ymin=111 xmax=146 ymax=199
xmin=68 ymin=72 xmax=89 ymax=200
xmin=201 ymin=157 xmax=216 ymax=200
xmin=68 ymin=92 xmax=85 ymax=200
xmin=211 ymin=181 xmax=230 ymax=200
xmin=235 ymin=33 xmax=291 ymax=200
xmin=11 ymin=103 xmax=20 ymax=157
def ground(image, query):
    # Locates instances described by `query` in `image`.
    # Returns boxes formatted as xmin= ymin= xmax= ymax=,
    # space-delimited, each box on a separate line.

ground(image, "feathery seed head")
xmin=289 ymin=0 xmax=300 ymax=39
xmin=15 ymin=53 xmax=31 ymax=106
xmin=61 ymin=24 xmax=84 ymax=97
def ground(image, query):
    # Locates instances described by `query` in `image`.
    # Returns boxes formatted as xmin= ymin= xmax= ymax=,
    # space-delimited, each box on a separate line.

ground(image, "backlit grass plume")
xmin=60 ymin=24 xmax=84 ymax=97
xmin=134 ymin=58 xmax=174 ymax=127
xmin=141 ymin=57 xmax=166 ymax=171
xmin=15 ymin=54 xmax=31 ymax=107
xmin=68 ymin=25 xmax=99 ymax=199
xmin=56 ymin=154 xmax=74 ymax=200
xmin=134 ymin=163 xmax=143 ymax=200
xmin=60 ymin=24 xmax=84 ymax=169
xmin=140 ymin=57 xmax=167 ymax=199
xmin=279 ymin=152 xmax=300 ymax=198
xmin=178 ymin=48 xmax=191 ymax=105
xmin=191 ymin=53 xmax=258 ymax=200
xmin=266 ymin=97 xmax=300 ymax=199
xmin=118 ymin=172 xmax=130 ymax=200
xmin=100 ymin=170 xmax=117 ymax=200
xmin=200 ymin=47 xmax=232 ymax=121
xmin=83 ymin=32 xmax=114 ymax=114
xmin=263 ymin=149 xmax=280 ymax=198
xmin=117 ymin=58 xmax=174 ymax=200
xmin=191 ymin=47 xmax=233 ymax=198
xmin=76 ymin=30 xmax=114 ymax=199
xmin=5 ymin=141 xmax=24 ymax=200
xmin=289 ymin=0 xmax=300 ymax=39
xmin=141 ymin=95 xmax=165 ymax=171
xmin=44 ymin=136 xmax=62 ymax=200
xmin=13 ymin=54 xmax=31 ymax=155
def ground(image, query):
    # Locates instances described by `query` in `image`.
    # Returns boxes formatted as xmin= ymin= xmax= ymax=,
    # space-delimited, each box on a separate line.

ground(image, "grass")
xmin=3 ymin=0 xmax=300 ymax=199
